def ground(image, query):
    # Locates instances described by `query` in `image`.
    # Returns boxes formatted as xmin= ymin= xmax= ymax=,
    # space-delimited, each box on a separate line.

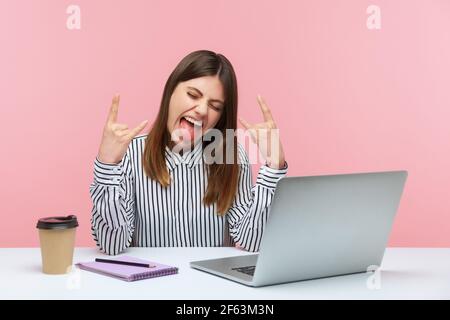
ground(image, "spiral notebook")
xmin=76 ymin=256 xmax=178 ymax=282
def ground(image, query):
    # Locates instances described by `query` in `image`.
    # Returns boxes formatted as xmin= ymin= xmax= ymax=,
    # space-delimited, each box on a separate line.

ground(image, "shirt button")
xmin=112 ymin=167 xmax=120 ymax=174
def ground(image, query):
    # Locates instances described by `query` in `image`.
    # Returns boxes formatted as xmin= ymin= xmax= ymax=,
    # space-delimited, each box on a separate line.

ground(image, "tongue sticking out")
xmin=180 ymin=117 xmax=200 ymax=140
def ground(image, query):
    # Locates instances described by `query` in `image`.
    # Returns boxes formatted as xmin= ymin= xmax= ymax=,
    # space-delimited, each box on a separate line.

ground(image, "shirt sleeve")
xmin=226 ymin=144 xmax=288 ymax=252
xmin=89 ymin=145 xmax=136 ymax=255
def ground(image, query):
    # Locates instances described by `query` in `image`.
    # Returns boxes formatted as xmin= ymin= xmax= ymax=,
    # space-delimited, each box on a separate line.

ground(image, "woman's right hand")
xmin=97 ymin=94 xmax=148 ymax=164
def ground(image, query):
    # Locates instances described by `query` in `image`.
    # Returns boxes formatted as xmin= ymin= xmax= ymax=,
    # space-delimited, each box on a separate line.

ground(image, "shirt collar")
xmin=165 ymin=141 xmax=204 ymax=170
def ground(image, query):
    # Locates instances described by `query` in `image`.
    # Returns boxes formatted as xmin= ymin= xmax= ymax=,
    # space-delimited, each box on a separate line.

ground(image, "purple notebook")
xmin=76 ymin=256 xmax=178 ymax=282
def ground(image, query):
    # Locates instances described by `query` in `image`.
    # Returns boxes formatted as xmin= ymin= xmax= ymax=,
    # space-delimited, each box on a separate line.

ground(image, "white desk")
xmin=1 ymin=247 xmax=449 ymax=299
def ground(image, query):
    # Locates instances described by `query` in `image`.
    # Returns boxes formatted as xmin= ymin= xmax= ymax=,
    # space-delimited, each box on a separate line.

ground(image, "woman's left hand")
xmin=239 ymin=95 xmax=286 ymax=169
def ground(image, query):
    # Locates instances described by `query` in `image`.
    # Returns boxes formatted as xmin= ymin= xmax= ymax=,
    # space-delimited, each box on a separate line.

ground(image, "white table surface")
xmin=0 ymin=247 xmax=449 ymax=299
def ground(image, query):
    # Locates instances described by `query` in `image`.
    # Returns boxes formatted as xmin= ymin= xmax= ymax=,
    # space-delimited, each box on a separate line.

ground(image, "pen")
xmin=95 ymin=258 xmax=156 ymax=268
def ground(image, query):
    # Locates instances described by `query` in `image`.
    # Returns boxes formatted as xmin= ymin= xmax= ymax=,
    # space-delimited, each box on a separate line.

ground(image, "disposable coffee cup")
xmin=36 ymin=215 xmax=79 ymax=274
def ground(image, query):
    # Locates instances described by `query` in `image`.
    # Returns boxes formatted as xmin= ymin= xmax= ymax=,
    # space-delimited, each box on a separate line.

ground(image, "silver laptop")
xmin=190 ymin=170 xmax=408 ymax=287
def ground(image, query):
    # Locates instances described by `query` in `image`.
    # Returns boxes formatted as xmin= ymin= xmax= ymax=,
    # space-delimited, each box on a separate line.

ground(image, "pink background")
xmin=1 ymin=0 xmax=449 ymax=247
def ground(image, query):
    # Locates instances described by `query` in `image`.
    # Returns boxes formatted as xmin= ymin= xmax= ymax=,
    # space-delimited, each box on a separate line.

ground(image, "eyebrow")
xmin=187 ymin=86 xmax=224 ymax=105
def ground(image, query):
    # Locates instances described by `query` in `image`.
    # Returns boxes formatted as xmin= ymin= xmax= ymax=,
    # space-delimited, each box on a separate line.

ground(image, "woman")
xmin=90 ymin=50 xmax=287 ymax=255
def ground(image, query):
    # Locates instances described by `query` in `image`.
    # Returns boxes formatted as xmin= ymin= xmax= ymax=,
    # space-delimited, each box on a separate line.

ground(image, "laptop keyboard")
xmin=231 ymin=265 xmax=256 ymax=276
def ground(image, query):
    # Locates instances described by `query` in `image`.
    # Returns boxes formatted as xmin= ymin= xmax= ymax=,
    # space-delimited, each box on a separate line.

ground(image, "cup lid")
xmin=36 ymin=215 xmax=79 ymax=230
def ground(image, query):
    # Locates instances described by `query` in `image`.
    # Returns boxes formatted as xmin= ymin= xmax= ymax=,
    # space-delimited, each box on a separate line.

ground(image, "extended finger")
xmin=239 ymin=117 xmax=252 ymax=130
xmin=107 ymin=94 xmax=120 ymax=124
xmin=127 ymin=120 xmax=149 ymax=139
xmin=257 ymin=95 xmax=274 ymax=123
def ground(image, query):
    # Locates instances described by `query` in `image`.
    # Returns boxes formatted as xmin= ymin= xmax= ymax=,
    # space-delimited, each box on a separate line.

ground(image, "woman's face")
xmin=167 ymin=75 xmax=225 ymax=144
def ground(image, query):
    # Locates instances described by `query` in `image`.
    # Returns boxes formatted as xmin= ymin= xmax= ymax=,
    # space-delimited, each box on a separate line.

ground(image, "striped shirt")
xmin=89 ymin=134 xmax=288 ymax=255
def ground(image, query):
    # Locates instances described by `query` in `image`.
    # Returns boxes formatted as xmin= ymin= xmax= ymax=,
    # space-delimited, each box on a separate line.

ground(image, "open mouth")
xmin=181 ymin=116 xmax=203 ymax=128
xmin=176 ymin=116 xmax=204 ymax=142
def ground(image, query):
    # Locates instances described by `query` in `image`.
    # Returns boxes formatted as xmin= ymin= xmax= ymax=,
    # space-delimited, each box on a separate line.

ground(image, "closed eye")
xmin=187 ymin=92 xmax=198 ymax=99
xmin=210 ymin=104 xmax=222 ymax=112
xmin=188 ymin=91 xmax=223 ymax=112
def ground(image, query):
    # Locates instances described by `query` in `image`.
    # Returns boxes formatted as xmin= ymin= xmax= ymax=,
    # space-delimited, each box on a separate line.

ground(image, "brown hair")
xmin=143 ymin=50 xmax=239 ymax=215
